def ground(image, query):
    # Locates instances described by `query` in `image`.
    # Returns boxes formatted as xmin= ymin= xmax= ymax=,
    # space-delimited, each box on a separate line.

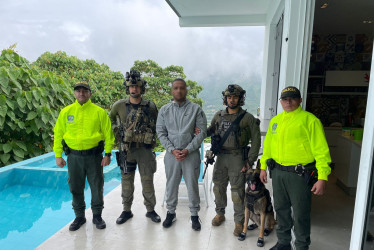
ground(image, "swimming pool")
xmin=0 ymin=151 xmax=159 ymax=250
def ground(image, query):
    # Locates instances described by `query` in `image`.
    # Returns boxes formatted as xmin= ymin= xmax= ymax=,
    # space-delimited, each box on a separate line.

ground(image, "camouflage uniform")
xmin=208 ymin=85 xmax=261 ymax=224
xmin=110 ymin=98 xmax=158 ymax=212
xmin=109 ymin=71 xmax=158 ymax=213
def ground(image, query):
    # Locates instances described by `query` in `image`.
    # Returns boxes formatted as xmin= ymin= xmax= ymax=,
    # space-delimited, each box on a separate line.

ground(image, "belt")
xmin=69 ymin=145 xmax=103 ymax=156
xmin=130 ymin=142 xmax=145 ymax=148
xmin=273 ymin=161 xmax=316 ymax=175
xmin=220 ymin=148 xmax=242 ymax=154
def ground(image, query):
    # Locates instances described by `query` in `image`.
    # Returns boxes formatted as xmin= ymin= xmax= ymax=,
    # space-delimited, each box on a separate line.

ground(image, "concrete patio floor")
xmin=37 ymin=150 xmax=355 ymax=250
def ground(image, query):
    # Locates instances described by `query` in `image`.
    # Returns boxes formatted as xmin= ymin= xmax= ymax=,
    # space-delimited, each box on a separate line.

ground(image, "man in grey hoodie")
xmin=156 ymin=78 xmax=207 ymax=231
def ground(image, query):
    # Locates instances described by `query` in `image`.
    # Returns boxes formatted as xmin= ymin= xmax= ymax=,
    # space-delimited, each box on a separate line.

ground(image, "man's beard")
xmin=130 ymin=93 xmax=141 ymax=98
xmin=228 ymin=103 xmax=239 ymax=109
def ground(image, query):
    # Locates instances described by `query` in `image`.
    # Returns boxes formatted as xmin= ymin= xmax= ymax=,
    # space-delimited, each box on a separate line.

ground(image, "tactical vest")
xmin=215 ymin=110 xmax=250 ymax=149
xmin=123 ymin=101 xmax=156 ymax=146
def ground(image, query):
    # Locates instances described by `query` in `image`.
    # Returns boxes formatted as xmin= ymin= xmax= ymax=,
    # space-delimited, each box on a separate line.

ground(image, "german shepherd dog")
xmin=238 ymin=161 xmax=276 ymax=247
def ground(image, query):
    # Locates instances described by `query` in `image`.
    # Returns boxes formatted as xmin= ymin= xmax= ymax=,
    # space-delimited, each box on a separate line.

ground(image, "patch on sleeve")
xmin=272 ymin=123 xmax=277 ymax=131
xmin=67 ymin=115 xmax=75 ymax=124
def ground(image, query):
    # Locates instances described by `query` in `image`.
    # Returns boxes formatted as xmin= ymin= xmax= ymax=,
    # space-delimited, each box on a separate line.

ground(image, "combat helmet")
xmin=222 ymin=84 xmax=246 ymax=106
xmin=124 ymin=70 xmax=147 ymax=94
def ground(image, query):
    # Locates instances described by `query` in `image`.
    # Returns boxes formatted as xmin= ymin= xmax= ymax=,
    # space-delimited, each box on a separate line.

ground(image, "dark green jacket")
xmin=207 ymin=107 xmax=261 ymax=164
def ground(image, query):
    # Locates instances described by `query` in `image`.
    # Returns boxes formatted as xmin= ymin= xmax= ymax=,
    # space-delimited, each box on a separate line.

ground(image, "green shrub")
xmin=0 ymin=48 xmax=74 ymax=166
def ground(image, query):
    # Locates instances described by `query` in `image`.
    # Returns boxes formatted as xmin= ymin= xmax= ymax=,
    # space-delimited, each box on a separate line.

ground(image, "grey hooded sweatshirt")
xmin=156 ymin=99 xmax=207 ymax=153
xmin=156 ymin=99 xmax=207 ymax=215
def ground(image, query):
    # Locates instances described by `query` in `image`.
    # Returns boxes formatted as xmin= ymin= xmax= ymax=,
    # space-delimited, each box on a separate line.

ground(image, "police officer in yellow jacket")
xmin=260 ymin=86 xmax=331 ymax=250
xmin=54 ymin=81 xmax=115 ymax=231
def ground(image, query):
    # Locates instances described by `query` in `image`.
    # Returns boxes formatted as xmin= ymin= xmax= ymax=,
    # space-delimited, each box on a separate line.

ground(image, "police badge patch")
xmin=68 ymin=115 xmax=74 ymax=121
xmin=272 ymin=123 xmax=277 ymax=131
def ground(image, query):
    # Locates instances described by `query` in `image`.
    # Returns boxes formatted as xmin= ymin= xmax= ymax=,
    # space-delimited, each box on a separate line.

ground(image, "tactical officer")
xmin=207 ymin=84 xmax=261 ymax=237
xmin=109 ymin=70 xmax=161 ymax=224
xmin=260 ymin=86 xmax=331 ymax=250
xmin=54 ymin=81 xmax=115 ymax=231
xmin=156 ymin=78 xmax=207 ymax=231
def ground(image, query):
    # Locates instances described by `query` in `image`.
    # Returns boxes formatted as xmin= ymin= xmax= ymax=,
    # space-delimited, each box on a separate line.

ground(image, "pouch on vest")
xmin=124 ymin=130 xmax=133 ymax=142
xmin=144 ymin=131 xmax=154 ymax=145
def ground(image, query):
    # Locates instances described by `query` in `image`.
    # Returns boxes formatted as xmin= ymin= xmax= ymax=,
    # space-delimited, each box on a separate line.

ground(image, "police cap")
xmin=280 ymin=86 xmax=301 ymax=99
xmin=74 ymin=81 xmax=91 ymax=91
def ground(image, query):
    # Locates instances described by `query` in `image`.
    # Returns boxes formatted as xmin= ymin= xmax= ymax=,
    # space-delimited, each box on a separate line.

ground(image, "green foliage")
xmin=1 ymin=48 xmax=204 ymax=166
xmin=131 ymin=60 xmax=203 ymax=108
xmin=33 ymin=51 xmax=124 ymax=110
xmin=0 ymin=48 xmax=74 ymax=167
xmin=153 ymin=138 xmax=165 ymax=152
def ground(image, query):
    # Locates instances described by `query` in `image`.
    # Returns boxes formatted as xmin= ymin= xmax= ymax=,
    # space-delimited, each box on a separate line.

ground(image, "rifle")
xmin=202 ymin=150 xmax=215 ymax=179
xmin=115 ymin=115 xmax=128 ymax=174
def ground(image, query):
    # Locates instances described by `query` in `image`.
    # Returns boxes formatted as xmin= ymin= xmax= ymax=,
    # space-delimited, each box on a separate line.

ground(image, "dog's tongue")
xmin=250 ymin=184 xmax=256 ymax=191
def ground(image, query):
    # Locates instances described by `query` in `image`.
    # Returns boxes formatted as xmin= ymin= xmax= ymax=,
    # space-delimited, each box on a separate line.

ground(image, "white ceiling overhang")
xmin=165 ymin=0 xmax=271 ymax=27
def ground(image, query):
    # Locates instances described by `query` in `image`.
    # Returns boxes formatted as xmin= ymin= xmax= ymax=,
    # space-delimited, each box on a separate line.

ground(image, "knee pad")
xmin=142 ymin=176 xmax=155 ymax=193
xmin=123 ymin=181 xmax=133 ymax=190
xmin=231 ymin=187 xmax=244 ymax=204
xmin=213 ymin=183 xmax=224 ymax=199
xmin=143 ymin=181 xmax=154 ymax=193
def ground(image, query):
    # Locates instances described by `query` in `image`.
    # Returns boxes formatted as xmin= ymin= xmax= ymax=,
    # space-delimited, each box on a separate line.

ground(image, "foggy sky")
xmin=0 ymin=0 xmax=265 ymax=84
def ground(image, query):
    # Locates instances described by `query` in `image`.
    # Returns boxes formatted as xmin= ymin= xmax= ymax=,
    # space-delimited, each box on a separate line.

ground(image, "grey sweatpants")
xmin=164 ymin=150 xmax=201 ymax=216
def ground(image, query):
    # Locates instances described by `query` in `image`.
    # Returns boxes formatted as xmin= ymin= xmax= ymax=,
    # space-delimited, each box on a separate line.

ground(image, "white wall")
xmin=282 ymin=0 xmax=314 ymax=105
xmin=260 ymin=0 xmax=283 ymax=119
xmin=260 ymin=0 xmax=315 ymax=118
xmin=350 ymin=41 xmax=374 ymax=249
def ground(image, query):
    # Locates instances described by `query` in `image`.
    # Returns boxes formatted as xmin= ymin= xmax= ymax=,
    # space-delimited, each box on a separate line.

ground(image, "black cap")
xmin=280 ymin=86 xmax=301 ymax=99
xmin=74 ymin=81 xmax=91 ymax=91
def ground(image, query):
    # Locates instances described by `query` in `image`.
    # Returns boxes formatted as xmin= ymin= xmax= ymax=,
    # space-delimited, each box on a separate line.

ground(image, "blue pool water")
xmin=0 ymin=151 xmax=160 ymax=250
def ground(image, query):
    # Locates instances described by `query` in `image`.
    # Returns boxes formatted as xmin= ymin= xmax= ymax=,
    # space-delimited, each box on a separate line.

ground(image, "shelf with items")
xmin=309 ymin=92 xmax=368 ymax=96
xmin=307 ymin=75 xmax=369 ymax=95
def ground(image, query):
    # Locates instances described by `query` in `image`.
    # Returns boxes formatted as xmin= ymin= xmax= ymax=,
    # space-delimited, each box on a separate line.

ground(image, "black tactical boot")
xmin=269 ymin=242 xmax=291 ymax=250
xmin=92 ymin=214 xmax=106 ymax=229
xmin=116 ymin=211 xmax=133 ymax=224
xmin=146 ymin=210 xmax=161 ymax=223
xmin=69 ymin=217 xmax=86 ymax=231
xmin=191 ymin=216 xmax=201 ymax=231
xmin=162 ymin=211 xmax=176 ymax=228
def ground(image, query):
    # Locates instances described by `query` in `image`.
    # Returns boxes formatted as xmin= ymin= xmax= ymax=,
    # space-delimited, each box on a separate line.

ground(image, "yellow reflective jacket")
xmin=53 ymin=100 xmax=115 ymax=157
xmin=260 ymin=106 xmax=331 ymax=180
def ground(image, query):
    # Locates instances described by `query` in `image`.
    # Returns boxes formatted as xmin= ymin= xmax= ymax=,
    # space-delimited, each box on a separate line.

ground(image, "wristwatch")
xmin=105 ymin=153 xmax=112 ymax=157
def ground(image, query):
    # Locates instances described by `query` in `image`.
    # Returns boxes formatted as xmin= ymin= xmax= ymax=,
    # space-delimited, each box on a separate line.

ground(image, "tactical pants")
xmin=272 ymin=167 xmax=312 ymax=250
xmin=67 ymin=153 xmax=104 ymax=218
xmin=164 ymin=150 xmax=201 ymax=216
xmin=121 ymin=147 xmax=157 ymax=212
xmin=213 ymin=152 xmax=245 ymax=224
